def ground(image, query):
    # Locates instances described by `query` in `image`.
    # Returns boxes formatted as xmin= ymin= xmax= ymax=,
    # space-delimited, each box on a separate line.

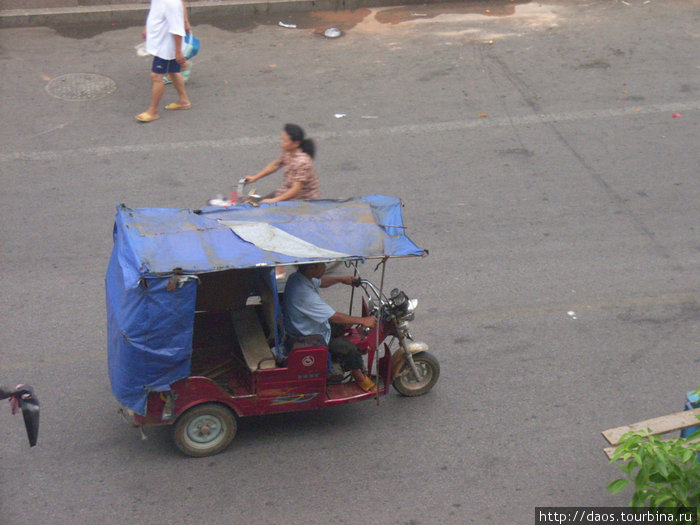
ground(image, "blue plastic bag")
xmin=183 ymin=33 xmax=199 ymax=59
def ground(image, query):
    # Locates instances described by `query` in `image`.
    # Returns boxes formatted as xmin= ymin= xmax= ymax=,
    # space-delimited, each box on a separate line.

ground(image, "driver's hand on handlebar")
xmin=338 ymin=276 xmax=360 ymax=286
xmin=359 ymin=316 xmax=377 ymax=329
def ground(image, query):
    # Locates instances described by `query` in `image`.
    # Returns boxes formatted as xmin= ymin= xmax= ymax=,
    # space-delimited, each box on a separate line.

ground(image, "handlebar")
xmin=355 ymin=279 xmax=386 ymax=302
xmin=0 ymin=384 xmax=33 ymax=401
xmin=354 ymin=278 xmax=416 ymax=324
xmin=1 ymin=384 xmax=39 ymax=447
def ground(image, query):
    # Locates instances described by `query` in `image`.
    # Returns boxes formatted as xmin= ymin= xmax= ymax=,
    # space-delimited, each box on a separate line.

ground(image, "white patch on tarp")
xmin=221 ymin=221 xmax=351 ymax=259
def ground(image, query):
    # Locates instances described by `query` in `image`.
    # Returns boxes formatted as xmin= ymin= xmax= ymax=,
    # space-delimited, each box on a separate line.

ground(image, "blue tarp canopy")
xmin=106 ymin=196 xmax=426 ymax=414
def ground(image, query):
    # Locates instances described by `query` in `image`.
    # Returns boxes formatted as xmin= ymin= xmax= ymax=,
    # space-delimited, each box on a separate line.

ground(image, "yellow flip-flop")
xmin=164 ymin=103 xmax=191 ymax=110
xmin=135 ymin=112 xmax=160 ymax=122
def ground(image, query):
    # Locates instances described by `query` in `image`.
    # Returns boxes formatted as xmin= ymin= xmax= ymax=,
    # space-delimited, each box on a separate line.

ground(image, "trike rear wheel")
xmin=392 ymin=351 xmax=440 ymax=397
xmin=173 ymin=403 xmax=237 ymax=457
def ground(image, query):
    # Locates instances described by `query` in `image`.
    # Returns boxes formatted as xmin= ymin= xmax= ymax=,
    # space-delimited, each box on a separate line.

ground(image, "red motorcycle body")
xmin=126 ymin=306 xmax=396 ymax=428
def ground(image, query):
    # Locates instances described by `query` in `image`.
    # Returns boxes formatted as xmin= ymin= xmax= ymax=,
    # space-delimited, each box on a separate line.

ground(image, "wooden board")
xmin=231 ymin=307 xmax=276 ymax=372
xmin=602 ymin=408 xmax=700 ymax=446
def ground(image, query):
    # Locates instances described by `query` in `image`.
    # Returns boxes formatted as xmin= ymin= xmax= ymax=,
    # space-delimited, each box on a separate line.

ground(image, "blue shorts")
xmin=152 ymin=56 xmax=181 ymax=74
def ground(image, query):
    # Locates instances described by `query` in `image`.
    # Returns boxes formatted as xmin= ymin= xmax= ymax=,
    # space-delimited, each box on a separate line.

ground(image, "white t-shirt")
xmin=145 ymin=0 xmax=185 ymax=60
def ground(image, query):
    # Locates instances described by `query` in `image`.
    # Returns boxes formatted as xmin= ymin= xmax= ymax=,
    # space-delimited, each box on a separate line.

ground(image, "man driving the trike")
xmin=282 ymin=262 xmax=377 ymax=392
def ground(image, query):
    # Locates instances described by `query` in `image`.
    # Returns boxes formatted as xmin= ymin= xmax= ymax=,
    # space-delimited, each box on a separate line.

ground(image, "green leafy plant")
xmin=607 ymin=387 xmax=700 ymax=519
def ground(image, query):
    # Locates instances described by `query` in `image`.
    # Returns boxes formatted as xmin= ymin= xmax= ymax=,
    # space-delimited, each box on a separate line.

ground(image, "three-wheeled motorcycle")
xmin=107 ymin=196 xmax=438 ymax=457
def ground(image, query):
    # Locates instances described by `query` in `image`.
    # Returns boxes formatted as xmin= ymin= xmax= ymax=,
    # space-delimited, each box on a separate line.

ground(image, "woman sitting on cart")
xmin=283 ymin=262 xmax=377 ymax=392
xmin=245 ymin=123 xmax=319 ymax=203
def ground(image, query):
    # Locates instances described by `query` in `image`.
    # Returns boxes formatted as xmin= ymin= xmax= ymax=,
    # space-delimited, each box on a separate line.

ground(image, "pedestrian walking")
xmin=136 ymin=0 xmax=191 ymax=122
xmin=163 ymin=1 xmax=193 ymax=85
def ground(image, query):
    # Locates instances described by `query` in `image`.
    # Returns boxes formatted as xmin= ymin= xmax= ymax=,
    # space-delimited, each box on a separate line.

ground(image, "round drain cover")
xmin=46 ymin=73 xmax=117 ymax=101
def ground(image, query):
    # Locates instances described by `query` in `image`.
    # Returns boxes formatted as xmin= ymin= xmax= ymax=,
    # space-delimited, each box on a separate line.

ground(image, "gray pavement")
xmin=0 ymin=1 xmax=699 ymax=524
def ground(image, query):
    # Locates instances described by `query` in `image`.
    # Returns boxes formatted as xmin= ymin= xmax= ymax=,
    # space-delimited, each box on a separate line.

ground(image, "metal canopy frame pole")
xmin=348 ymin=260 xmax=359 ymax=315
xmin=374 ymin=256 xmax=388 ymax=403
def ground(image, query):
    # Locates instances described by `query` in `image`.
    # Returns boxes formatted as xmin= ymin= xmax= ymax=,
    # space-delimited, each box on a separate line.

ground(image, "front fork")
xmin=396 ymin=331 xmax=423 ymax=381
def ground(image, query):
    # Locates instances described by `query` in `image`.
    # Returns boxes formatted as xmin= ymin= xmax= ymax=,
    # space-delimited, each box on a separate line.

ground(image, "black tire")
xmin=392 ymin=351 xmax=440 ymax=397
xmin=173 ymin=403 xmax=237 ymax=457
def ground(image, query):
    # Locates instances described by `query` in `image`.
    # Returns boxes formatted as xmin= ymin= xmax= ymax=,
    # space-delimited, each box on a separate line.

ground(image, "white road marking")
xmin=1 ymin=100 xmax=698 ymax=163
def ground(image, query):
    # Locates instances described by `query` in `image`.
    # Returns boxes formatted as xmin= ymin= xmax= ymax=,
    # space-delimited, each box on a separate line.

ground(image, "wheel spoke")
xmin=404 ymin=362 xmax=430 ymax=386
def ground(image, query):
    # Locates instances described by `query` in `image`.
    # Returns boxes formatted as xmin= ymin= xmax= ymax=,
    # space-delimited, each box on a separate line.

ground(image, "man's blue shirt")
xmin=283 ymin=271 xmax=335 ymax=344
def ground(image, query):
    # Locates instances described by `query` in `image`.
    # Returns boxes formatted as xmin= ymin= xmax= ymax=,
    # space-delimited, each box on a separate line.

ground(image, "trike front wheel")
xmin=173 ymin=403 xmax=237 ymax=457
xmin=392 ymin=351 xmax=440 ymax=397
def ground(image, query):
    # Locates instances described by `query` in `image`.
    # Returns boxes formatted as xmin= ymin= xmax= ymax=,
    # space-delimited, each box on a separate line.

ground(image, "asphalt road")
xmin=0 ymin=1 xmax=698 ymax=523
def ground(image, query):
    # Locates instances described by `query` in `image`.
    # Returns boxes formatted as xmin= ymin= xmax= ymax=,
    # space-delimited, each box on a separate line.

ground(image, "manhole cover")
xmin=46 ymin=73 xmax=117 ymax=101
